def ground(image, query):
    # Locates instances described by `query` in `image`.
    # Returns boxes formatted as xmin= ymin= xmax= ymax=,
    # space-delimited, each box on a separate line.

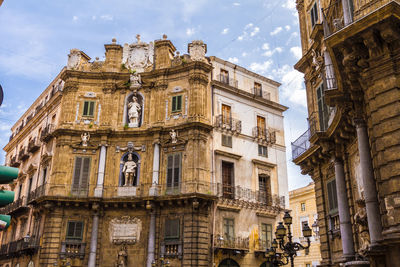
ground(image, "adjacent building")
xmin=0 ymin=36 xmax=288 ymax=267
xmin=289 ymin=182 xmax=321 ymax=267
xmin=292 ymin=0 xmax=400 ymax=266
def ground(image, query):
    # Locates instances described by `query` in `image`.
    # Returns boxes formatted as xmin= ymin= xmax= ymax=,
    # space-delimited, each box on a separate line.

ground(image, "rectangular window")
xmin=221 ymin=104 xmax=231 ymax=125
xmin=257 ymin=116 xmax=266 ymax=137
xmin=164 ymin=218 xmax=180 ymax=240
xmin=27 ymin=177 xmax=33 ymax=194
xmin=258 ymin=175 xmax=271 ymax=204
xmin=327 ymin=179 xmax=338 ymax=213
xmin=66 ymin=221 xmax=84 ymax=240
xmin=301 ymin=202 xmax=306 ymax=211
xmin=171 ymin=95 xmax=182 ymax=112
xmin=221 ymin=134 xmax=232 ymax=148
xmin=261 ymin=223 xmax=272 ymax=248
xmin=82 ymin=101 xmax=95 ymax=117
xmin=254 ymin=82 xmax=262 ymax=97
xmin=42 ymin=167 xmax=47 ymax=185
xmin=222 ymin=161 xmax=234 ymax=199
xmin=310 ymin=2 xmax=319 ymax=27
xmin=71 ymin=157 xmax=91 ymax=196
xmin=220 ymin=69 xmax=229 ymax=84
xmin=258 ymin=145 xmax=267 ymax=157
xmin=167 ymin=153 xmax=181 ymax=189
xmin=317 ymin=83 xmax=329 ymax=131
xmin=223 ymin=218 xmax=234 ymax=241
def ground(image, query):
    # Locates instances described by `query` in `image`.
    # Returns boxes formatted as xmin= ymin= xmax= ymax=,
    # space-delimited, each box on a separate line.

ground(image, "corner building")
xmin=293 ymin=0 xmax=400 ymax=266
xmin=0 ymin=36 xmax=288 ymax=267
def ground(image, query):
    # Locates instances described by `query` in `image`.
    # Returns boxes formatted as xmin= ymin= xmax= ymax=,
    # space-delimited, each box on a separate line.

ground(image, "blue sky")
xmin=0 ymin=0 xmax=311 ymax=190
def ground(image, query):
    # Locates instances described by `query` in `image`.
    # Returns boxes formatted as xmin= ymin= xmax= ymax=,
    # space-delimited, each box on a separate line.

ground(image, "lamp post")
xmin=266 ymin=211 xmax=313 ymax=267
xmin=151 ymin=255 xmax=170 ymax=267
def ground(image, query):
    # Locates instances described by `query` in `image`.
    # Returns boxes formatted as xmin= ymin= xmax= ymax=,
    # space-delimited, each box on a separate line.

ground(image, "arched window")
xmin=218 ymin=258 xmax=239 ymax=267
xmin=123 ymin=92 xmax=144 ymax=127
xmin=119 ymin=152 xmax=141 ymax=187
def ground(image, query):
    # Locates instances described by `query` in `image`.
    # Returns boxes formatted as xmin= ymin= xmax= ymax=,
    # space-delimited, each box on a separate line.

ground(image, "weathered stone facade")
xmin=292 ymin=0 xmax=400 ymax=266
xmin=0 ymin=36 xmax=288 ymax=267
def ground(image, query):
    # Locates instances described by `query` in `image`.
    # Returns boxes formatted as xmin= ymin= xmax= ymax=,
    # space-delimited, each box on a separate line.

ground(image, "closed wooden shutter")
xmin=221 ymin=134 xmax=232 ymax=147
xmin=167 ymin=153 xmax=181 ymax=189
xmin=222 ymin=104 xmax=231 ymax=124
xmin=327 ymin=180 xmax=338 ymax=212
xmin=167 ymin=155 xmax=173 ymax=187
xmin=165 ymin=218 xmax=180 ymax=239
xmin=72 ymin=157 xmax=83 ymax=190
xmin=173 ymin=153 xmax=180 ymax=187
xmin=72 ymin=157 xmax=90 ymax=195
xmin=67 ymin=221 xmax=84 ymax=240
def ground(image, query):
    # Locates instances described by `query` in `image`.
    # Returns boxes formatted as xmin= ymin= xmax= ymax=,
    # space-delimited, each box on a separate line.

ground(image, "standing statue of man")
xmin=115 ymin=245 xmax=127 ymax=267
xmin=128 ymin=96 xmax=141 ymax=127
xmin=122 ymin=153 xmax=137 ymax=186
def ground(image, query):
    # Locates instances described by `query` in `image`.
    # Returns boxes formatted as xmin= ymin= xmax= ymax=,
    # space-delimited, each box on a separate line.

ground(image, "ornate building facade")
xmin=0 ymin=36 xmax=288 ymax=267
xmin=292 ymin=0 xmax=400 ymax=266
xmin=289 ymin=182 xmax=321 ymax=267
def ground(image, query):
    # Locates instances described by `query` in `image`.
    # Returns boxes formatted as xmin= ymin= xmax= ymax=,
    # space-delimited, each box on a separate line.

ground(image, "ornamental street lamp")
xmin=266 ymin=211 xmax=313 ymax=267
xmin=151 ymin=255 xmax=170 ymax=267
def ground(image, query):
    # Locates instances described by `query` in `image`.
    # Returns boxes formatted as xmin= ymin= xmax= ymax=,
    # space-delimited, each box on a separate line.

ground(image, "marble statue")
xmin=354 ymin=199 xmax=370 ymax=256
xmin=128 ymin=96 xmax=141 ymax=127
xmin=170 ymin=129 xmax=177 ymax=144
xmin=115 ymin=245 xmax=127 ymax=267
xmin=122 ymin=153 xmax=137 ymax=186
xmin=81 ymin=132 xmax=90 ymax=146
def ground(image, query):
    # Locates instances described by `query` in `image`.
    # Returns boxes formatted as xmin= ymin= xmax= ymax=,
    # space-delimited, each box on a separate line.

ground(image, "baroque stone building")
xmin=0 ymin=36 xmax=288 ymax=267
xmin=292 ymin=0 xmax=400 ymax=266
xmin=289 ymin=182 xmax=321 ymax=267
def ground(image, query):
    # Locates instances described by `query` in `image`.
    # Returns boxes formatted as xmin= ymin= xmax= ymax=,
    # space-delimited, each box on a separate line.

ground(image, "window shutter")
xmin=172 ymin=97 xmax=177 ymax=112
xmin=165 ymin=219 xmax=180 ymax=239
xmin=75 ymin=222 xmax=83 ymax=238
xmin=177 ymin=95 xmax=182 ymax=111
xmin=173 ymin=153 xmax=180 ymax=187
xmin=81 ymin=158 xmax=90 ymax=188
xmin=167 ymin=155 xmax=173 ymax=187
xmin=67 ymin=221 xmax=76 ymax=238
xmin=89 ymin=101 xmax=95 ymax=116
xmin=72 ymin=157 xmax=83 ymax=189
xmin=83 ymin=102 xmax=89 ymax=116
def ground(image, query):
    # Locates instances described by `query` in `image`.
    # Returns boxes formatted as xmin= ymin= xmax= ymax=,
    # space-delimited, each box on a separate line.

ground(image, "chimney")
xmin=154 ymin=34 xmax=176 ymax=70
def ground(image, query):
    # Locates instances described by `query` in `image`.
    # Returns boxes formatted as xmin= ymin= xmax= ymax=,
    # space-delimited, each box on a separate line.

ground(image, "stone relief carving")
xmin=115 ymin=245 xmax=128 ymax=267
xmin=129 ymin=73 xmax=141 ymax=90
xmin=169 ymin=129 xmax=177 ymax=144
xmin=127 ymin=96 xmax=141 ymax=127
xmin=188 ymin=40 xmax=207 ymax=61
xmin=354 ymin=199 xmax=370 ymax=257
xmin=122 ymin=153 xmax=137 ymax=187
xmin=122 ymin=34 xmax=154 ymax=73
xmin=109 ymin=216 xmax=142 ymax=244
xmin=67 ymin=49 xmax=81 ymax=70
xmin=115 ymin=141 xmax=145 ymax=153
xmin=81 ymin=132 xmax=90 ymax=147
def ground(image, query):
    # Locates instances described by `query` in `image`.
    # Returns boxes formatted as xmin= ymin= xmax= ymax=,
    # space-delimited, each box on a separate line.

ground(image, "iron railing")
xmin=0 ymin=237 xmax=39 ymax=256
xmin=0 ymin=197 xmax=26 ymax=215
xmin=322 ymin=0 xmax=346 ymax=37
xmin=291 ymin=128 xmax=311 ymax=160
xmin=40 ymin=124 xmax=55 ymax=142
xmin=27 ymin=184 xmax=46 ymax=203
xmin=28 ymin=138 xmax=40 ymax=153
xmin=60 ymin=241 xmax=86 ymax=259
xmin=325 ymin=64 xmax=337 ymax=90
xmin=216 ymin=74 xmax=238 ymax=88
xmin=214 ymin=235 xmax=249 ymax=250
xmin=252 ymin=127 xmax=276 ymax=144
xmin=161 ymin=240 xmax=182 ymax=258
xmin=214 ymin=114 xmax=242 ymax=134
xmin=9 ymin=155 xmax=20 ymax=167
xmin=18 ymin=147 xmax=29 ymax=161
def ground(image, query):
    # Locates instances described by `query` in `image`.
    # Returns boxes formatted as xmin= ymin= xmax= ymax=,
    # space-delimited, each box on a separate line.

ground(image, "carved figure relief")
xmin=115 ymin=245 xmax=127 ymax=267
xmin=109 ymin=216 xmax=142 ymax=244
xmin=81 ymin=132 xmax=90 ymax=147
xmin=122 ymin=153 xmax=137 ymax=187
xmin=354 ymin=199 xmax=370 ymax=257
xmin=122 ymin=34 xmax=154 ymax=73
xmin=169 ymin=129 xmax=177 ymax=144
xmin=129 ymin=73 xmax=141 ymax=90
xmin=127 ymin=96 xmax=141 ymax=127
xmin=188 ymin=40 xmax=207 ymax=61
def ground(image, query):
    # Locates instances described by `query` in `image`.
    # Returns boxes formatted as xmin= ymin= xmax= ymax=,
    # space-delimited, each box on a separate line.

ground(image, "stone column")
xmin=146 ymin=211 xmax=156 ymax=267
xmin=355 ymin=119 xmax=383 ymax=246
xmin=149 ymin=142 xmax=160 ymax=196
xmin=88 ymin=212 xmax=99 ymax=267
xmin=334 ymin=157 xmax=355 ymax=259
xmin=94 ymin=145 xmax=107 ymax=197
xmin=342 ymin=0 xmax=353 ymax=26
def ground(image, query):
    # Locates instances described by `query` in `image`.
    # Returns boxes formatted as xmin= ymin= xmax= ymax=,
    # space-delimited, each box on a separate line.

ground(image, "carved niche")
xmin=122 ymin=34 xmax=154 ymax=73
xmin=109 ymin=216 xmax=142 ymax=244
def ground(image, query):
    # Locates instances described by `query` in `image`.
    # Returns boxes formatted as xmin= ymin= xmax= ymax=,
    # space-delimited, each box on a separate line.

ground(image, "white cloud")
xmin=262 ymin=43 xmax=270 ymax=50
xmin=242 ymin=52 xmax=248 ymax=57
xmin=286 ymin=32 xmax=299 ymax=45
xmin=270 ymin=26 xmax=283 ymax=36
xmin=233 ymin=2 xmax=241 ymax=6
xmin=72 ymin=16 xmax=78 ymax=22
xmin=92 ymin=15 xmax=97 ymax=20
xmin=238 ymin=35 xmax=244 ymax=41
xmin=282 ymin=0 xmax=296 ymax=11
xmin=228 ymin=57 xmax=239 ymax=63
xmin=261 ymin=43 xmax=283 ymax=57
xmin=290 ymin=46 xmax=302 ymax=59
xmin=221 ymin=28 xmax=229 ymax=35
xmin=250 ymin=26 xmax=260 ymax=37
xmin=186 ymin=28 xmax=195 ymax=36
xmin=100 ymin=15 xmax=113 ymax=21
xmin=272 ymin=65 xmax=306 ymax=107
xmin=285 ymin=25 xmax=291 ymax=31
xmin=249 ymin=60 xmax=273 ymax=75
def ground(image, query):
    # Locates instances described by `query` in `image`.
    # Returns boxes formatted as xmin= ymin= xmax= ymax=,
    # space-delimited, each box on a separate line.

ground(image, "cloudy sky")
xmin=0 ymin=0 xmax=311 ymax=190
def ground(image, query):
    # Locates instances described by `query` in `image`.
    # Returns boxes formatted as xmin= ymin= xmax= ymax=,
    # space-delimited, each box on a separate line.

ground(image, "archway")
xmin=218 ymin=258 xmax=239 ymax=267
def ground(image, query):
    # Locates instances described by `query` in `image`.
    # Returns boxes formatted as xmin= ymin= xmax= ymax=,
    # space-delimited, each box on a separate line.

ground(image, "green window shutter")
xmin=83 ymin=102 xmax=89 ymax=116
xmin=172 ymin=95 xmax=182 ymax=112
xmin=167 ymin=153 xmax=181 ymax=188
xmin=177 ymin=95 xmax=182 ymax=111
xmin=81 ymin=157 xmax=91 ymax=188
xmin=173 ymin=153 xmax=180 ymax=187
xmin=88 ymin=101 xmax=95 ymax=116
xmin=67 ymin=221 xmax=76 ymax=238
xmin=172 ymin=96 xmax=177 ymax=112
xmin=167 ymin=155 xmax=173 ymax=187
xmin=327 ymin=180 xmax=338 ymax=212
xmin=72 ymin=157 xmax=83 ymax=190
xmin=83 ymin=101 xmax=95 ymax=116
xmin=67 ymin=221 xmax=84 ymax=240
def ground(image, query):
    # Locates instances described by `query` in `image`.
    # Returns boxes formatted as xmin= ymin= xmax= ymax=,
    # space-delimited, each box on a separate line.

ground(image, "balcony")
xmin=0 ymin=237 xmax=40 ymax=257
xmin=60 ymin=241 xmax=86 ymax=259
xmin=252 ymin=127 xmax=276 ymax=145
xmin=0 ymin=197 xmax=26 ymax=215
xmin=161 ymin=240 xmax=182 ymax=258
xmin=214 ymin=115 xmax=242 ymax=134
xmin=216 ymin=74 xmax=238 ymax=88
xmin=291 ymin=128 xmax=311 ymax=160
xmin=27 ymin=184 xmax=46 ymax=203
xmin=40 ymin=124 xmax=55 ymax=142
xmin=28 ymin=138 xmax=40 ymax=153
xmin=252 ymin=87 xmax=271 ymax=100
xmin=18 ymin=147 xmax=29 ymax=161
xmin=214 ymin=235 xmax=249 ymax=254
xmin=9 ymin=155 xmax=20 ymax=167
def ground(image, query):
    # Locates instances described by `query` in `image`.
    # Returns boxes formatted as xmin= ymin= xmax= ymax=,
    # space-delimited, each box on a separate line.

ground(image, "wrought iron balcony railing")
xmin=214 ymin=235 xmax=249 ymax=250
xmin=27 ymin=184 xmax=46 ymax=203
xmin=60 ymin=241 xmax=86 ymax=259
xmin=256 ymin=239 xmax=272 ymax=251
xmin=28 ymin=137 xmax=41 ymax=153
xmin=18 ymin=147 xmax=29 ymax=161
xmin=0 ymin=237 xmax=40 ymax=256
xmin=214 ymin=115 xmax=242 ymax=134
xmin=161 ymin=240 xmax=182 ymax=258
xmin=9 ymin=155 xmax=20 ymax=167
xmin=0 ymin=197 xmax=26 ymax=215
xmin=291 ymin=128 xmax=311 ymax=160
xmin=40 ymin=124 xmax=55 ymax=142
xmin=252 ymin=127 xmax=276 ymax=144
xmin=216 ymin=74 xmax=238 ymax=88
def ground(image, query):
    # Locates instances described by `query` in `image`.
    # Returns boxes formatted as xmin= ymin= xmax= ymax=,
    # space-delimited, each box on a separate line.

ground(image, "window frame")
xmin=223 ymin=218 xmax=235 ymax=241
xmin=310 ymin=1 xmax=319 ymax=28
xmin=301 ymin=202 xmax=306 ymax=212
xmin=260 ymin=223 xmax=272 ymax=247
xmin=326 ymin=178 xmax=338 ymax=214
xmin=71 ymin=156 xmax=91 ymax=196
xmin=164 ymin=218 xmax=180 ymax=240
xmin=258 ymin=144 xmax=268 ymax=157
xmin=221 ymin=134 xmax=232 ymax=148
xmin=82 ymin=101 xmax=95 ymax=117
xmin=66 ymin=221 xmax=84 ymax=240
xmin=166 ymin=153 xmax=182 ymax=190
xmin=171 ymin=95 xmax=183 ymax=113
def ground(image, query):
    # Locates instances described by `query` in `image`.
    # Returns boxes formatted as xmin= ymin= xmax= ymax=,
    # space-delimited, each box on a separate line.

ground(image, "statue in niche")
xmin=122 ymin=153 xmax=137 ymax=186
xmin=115 ymin=245 xmax=127 ymax=267
xmin=128 ymin=96 xmax=141 ymax=127
xmin=354 ymin=198 xmax=370 ymax=257
xmin=81 ymin=132 xmax=90 ymax=146
xmin=169 ymin=129 xmax=177 ymax=144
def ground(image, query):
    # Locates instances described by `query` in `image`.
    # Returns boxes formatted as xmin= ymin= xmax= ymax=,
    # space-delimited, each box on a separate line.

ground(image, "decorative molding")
xmin=215 ymin=150 xmax=242 ymax=160
xmin=217 ymin=204 xmax=241 ymax=212
xmin=251 ymin=159 xmax=276 ymax=169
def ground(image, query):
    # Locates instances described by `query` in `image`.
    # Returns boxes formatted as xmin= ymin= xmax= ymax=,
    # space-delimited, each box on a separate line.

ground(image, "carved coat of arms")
xmin=122 ymin=35 xmax=154 ymax=73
